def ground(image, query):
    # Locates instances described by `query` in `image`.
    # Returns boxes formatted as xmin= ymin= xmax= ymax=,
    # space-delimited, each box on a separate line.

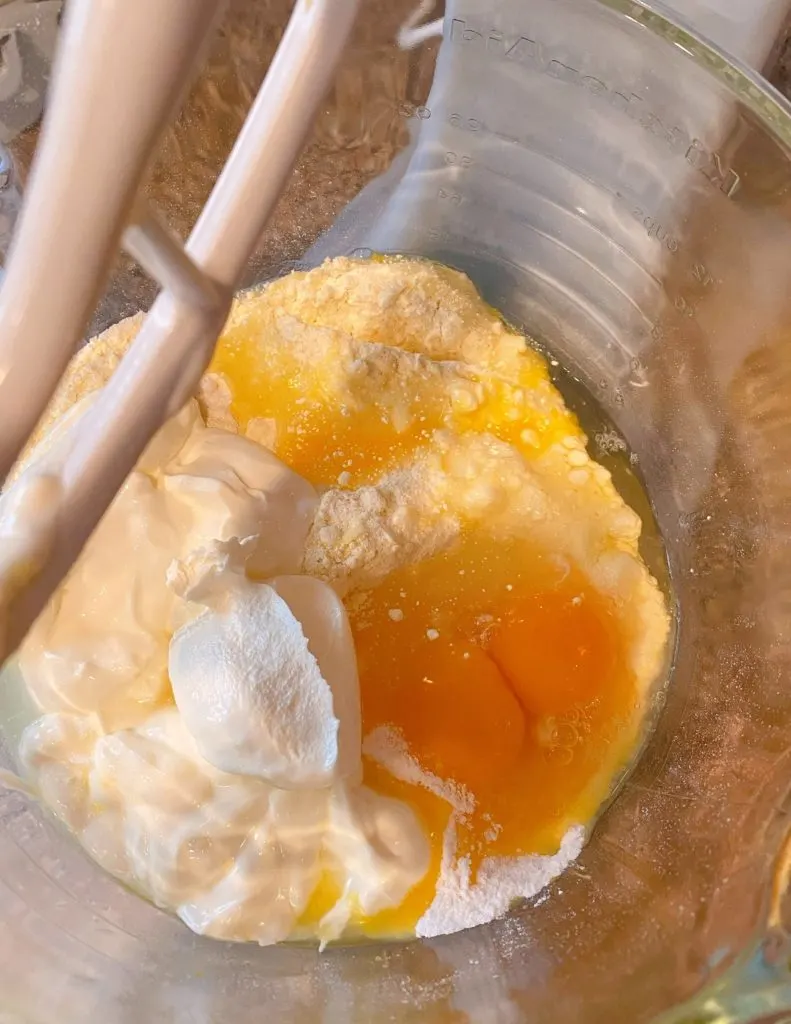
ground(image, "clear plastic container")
xmin=4 ymin=1 xmax=791 ymax=1021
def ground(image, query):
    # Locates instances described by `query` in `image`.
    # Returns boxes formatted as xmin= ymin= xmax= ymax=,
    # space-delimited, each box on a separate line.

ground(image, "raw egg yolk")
xmin=488 ymin=590 xmax=621 ymax=716
xmin=378 ymin=640 xmax=525 ymax=794
xmin=351 ymin=534 xmax=640 ymax=935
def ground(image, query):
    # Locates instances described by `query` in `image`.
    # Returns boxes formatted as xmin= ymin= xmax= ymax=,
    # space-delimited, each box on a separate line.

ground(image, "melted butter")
xmin=296 ymin=871 xmax=343 ymax=931
xmin=211 ymin=317 xmax=443 ymax=485
xmin=210 ymin=286 xmax=577 ymax=487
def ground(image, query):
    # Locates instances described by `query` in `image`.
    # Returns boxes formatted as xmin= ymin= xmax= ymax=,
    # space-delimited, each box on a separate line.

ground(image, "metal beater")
xmin=0 ymin=0 xmax=359 ymax=662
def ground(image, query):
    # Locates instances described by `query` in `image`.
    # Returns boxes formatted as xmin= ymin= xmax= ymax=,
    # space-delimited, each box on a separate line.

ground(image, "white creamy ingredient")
xmin=268 ymin=573 xmax=362 ymax=782
xmin=19 ymin=708 xmax=429 ymax=946
xmin=168 ymin=542 xmax=360 ymax=787
xmin=19 ymin=401 xmax=320 ymax=732
xmin=0 ymin=472 xmax=62 ymax=622
xmin=11 ymin=401 xmax=429 ymax=944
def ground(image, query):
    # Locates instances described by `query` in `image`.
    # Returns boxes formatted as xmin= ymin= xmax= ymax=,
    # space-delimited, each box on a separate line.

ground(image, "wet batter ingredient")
xmin=11 ymin=255 xmax=670 ymax=943
xmin=212 ymin=256 xmax=670 ymax=936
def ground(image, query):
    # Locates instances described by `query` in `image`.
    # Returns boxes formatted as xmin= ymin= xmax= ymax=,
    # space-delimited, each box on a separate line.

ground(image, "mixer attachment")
xmin=0 ymin=0 xmax=359 ymax=663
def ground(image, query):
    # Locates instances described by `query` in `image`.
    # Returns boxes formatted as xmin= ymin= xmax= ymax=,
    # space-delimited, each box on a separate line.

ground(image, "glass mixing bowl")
xmin=3 ymin=1 xmax=791 ymax=1021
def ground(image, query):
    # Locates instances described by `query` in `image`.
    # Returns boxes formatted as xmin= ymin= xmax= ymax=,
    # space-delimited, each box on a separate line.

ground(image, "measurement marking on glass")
xmin=447 ymin=17 xmax=741 ymax=198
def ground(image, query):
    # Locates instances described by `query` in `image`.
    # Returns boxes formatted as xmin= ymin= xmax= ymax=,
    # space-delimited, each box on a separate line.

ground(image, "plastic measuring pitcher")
xmin=2 ymin=1 xmax=791 ymax=1022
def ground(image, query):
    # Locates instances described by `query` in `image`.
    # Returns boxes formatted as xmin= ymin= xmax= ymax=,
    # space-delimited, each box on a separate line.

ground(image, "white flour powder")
xmin=364 ymin=724 xmax=585 ymax=937
xmin=364 ymin=725 xmax=474 ymax=814
xmin=301 ymin=457 xmax=459 ymax=596
xmin=416 ymin=821 xmax=585 ymax=938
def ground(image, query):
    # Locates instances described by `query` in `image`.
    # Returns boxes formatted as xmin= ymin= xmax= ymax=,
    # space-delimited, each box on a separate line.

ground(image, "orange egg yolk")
xmin=350 ymin=537 xmax=639 ymax=936
xmin=209 ymin=289 xmax=644 ymax=940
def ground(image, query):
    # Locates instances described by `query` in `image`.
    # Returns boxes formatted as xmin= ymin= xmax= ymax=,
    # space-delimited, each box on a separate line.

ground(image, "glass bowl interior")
xmin=4 ymin=1 xmax=791 ymax=1021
